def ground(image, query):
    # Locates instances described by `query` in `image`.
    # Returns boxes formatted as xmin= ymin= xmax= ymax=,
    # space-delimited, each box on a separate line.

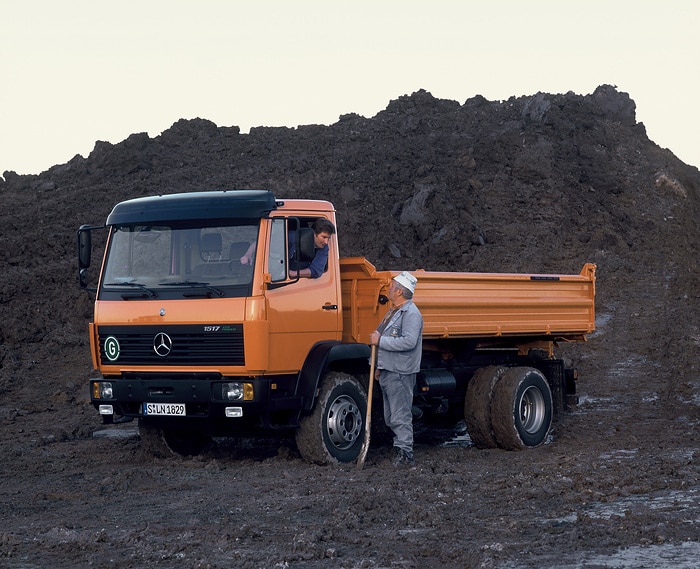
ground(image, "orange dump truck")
xmin=78 ymin=190 xmax=596 ymax=464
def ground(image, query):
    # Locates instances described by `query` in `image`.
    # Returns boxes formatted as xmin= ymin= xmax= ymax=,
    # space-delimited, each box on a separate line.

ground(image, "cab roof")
xmin=106 ymin=190 xmax=278 ymax=225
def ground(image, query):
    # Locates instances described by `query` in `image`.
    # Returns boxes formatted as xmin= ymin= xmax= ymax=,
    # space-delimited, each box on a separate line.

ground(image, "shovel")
xmin=356 ymin=343 xmax=377 ymax=470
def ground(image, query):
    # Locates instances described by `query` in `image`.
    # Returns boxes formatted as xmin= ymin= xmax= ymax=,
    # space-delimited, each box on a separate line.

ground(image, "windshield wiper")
xmin=104 ymin=281 xmax=158 ymax=298
xmin=159 ymin=281 xmax=225 ymax=298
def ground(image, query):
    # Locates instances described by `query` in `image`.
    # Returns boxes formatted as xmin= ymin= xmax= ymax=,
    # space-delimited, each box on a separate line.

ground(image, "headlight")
xmin=222 ymin=382 xmax=253 ymax=401
xmin=92 ymin=381 xmax=113 ymax=400
xmin=223 ymin=382 xmax=243 ymax=401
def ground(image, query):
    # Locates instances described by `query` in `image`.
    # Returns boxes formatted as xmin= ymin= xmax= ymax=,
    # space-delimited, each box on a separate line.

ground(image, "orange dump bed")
xmin=340 ymin=258 xmax=596 ymax=344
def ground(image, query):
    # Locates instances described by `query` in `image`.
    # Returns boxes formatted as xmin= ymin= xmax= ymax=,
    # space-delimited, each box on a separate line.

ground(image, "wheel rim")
xmin=325 ymin=394 xmax=363 ymax=450
xmin=518 ymin=385 xmax=546 ymax=434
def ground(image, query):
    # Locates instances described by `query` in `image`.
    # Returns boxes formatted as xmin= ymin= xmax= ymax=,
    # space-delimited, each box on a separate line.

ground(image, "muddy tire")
xmin=163 ymin=430 xmax=211 ymax=456
xmin=296 ymin=372 xmax=366 ymax=465
xmin=138 ymin=419 xmax=211 ymax=457
xmin=139 ymin=419 xmax=173 ymax=458
xmin=464 ymin=366 xmax=508 ymax=449
xmin=491 ymin=367 xmax=552 ymax=450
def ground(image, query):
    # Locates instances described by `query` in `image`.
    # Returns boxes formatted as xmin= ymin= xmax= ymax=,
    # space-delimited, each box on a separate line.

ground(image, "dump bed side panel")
xmin=340 ymin=257 xmax=596 ymax=344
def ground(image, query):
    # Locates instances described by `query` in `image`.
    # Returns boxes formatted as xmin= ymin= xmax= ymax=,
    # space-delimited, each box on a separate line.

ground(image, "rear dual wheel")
xmin=464 ymin=366 xmax=552 ymax=450
xmin=464 ymin=366 xmax=508 ymax=449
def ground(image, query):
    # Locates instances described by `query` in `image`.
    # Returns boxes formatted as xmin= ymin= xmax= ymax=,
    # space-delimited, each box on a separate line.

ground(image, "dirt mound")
xmin=1 ymin=85 xmax=698 ymax=568
xmin=2 ymin=84 xmax=698 ymax=408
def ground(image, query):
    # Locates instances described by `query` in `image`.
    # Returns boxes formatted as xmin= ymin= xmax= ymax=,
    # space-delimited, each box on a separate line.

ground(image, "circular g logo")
xmin=104 ymin=336 xmax=120 ymax=362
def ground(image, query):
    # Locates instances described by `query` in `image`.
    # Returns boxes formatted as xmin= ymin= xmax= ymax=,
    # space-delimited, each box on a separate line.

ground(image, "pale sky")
xmin=1 ymin=0 xmax=698 ymax=176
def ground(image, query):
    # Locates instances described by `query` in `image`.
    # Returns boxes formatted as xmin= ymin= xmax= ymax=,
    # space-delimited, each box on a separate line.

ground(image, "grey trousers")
xmin=378 ymin=370 xmax=416 ymax=452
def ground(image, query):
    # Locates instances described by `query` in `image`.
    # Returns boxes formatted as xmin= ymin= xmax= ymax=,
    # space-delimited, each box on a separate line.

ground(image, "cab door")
xmin=264 ymin=216 xmax=342 ymax=373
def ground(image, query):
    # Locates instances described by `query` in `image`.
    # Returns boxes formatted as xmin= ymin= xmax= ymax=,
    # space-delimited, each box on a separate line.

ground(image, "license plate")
xmin=143 ymin=402 xmax=186 ymax=416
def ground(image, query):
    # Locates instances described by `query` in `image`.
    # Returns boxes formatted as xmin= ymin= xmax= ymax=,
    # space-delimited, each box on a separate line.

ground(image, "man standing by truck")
xmin=370 ymin=271 xmax=423 ymax=468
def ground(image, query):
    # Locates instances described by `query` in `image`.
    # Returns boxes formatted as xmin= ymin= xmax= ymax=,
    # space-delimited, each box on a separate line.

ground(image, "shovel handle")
xmin=356 ymin=343 xmax=377 ymax=470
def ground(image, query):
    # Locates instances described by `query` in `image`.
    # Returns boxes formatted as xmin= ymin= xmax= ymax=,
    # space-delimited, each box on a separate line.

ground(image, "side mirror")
xmin=79 ymin=267 xmax=89 ymax=289
xmin=78 ymin=225 xmax=92 ymax=269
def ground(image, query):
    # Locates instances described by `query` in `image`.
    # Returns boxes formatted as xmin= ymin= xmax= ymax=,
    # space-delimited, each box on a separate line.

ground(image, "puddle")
xmin=540 ymin=488 xmax=699 ymax=528
xmin=440 ymin=432 xmax=473 ymax=448
xmin=503 ymin=540 xmax=700 ymax=568
xmin=577 ymin=541 xmax=700 ymax=568
xmin=92 ymin=424 xmax=139 ymax=439
xmin=598 ymin=448 xmax=638 ymax=460
xmin=583 ymin=488 xmax=699 ymax=522
xmin=606 ymin=354 xmax=657 ymax=379
xmin=577 ymin=394 xmax=623 ymax=411
xmin=577 ymin=355 xmax=663 ymax=412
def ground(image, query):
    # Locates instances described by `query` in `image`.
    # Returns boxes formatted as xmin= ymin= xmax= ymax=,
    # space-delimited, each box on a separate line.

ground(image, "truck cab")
xmin=79 ymin=190 xmax=368 ymax=460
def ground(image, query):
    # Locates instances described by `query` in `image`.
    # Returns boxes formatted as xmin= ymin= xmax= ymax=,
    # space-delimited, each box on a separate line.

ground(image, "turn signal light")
xmin=92 ymin=381 xmax=113 ymax=400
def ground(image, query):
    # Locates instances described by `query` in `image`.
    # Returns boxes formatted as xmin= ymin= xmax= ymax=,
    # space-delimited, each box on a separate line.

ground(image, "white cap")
xmin=393 ymin=271 xmax=417 ymax=294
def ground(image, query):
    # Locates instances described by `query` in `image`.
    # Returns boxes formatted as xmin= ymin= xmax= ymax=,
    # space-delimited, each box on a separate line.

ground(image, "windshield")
xmin=100 ymin=221 xmax=258 ymax=299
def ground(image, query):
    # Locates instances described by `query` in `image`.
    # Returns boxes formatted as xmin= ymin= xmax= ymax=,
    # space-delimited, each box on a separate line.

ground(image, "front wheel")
xmin=138 ymin=419 xmax=211 ymax=457
xmin=296 ymin=372 xmax=366 ymax=465
xmin=490 ymin=367 xmax=552 ymax=450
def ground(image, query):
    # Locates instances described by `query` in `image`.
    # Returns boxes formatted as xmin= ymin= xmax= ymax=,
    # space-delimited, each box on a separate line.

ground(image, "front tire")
xmin=490 ymin=367 xmax=552 ymax=450
xmin=163 ymin=429 xmax=211 ymax=456
xmin=138 ymin=419 xmax=211 ymax=457
xmin=296 ymin=372 xmax=366 ymax=465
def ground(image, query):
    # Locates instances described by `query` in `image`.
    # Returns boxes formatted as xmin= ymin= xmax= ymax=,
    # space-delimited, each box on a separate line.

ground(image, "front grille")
xmin=98 ymin=324 xmax=244 ymax=366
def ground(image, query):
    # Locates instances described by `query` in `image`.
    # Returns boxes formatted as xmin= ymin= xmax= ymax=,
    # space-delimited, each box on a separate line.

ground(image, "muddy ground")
xmin=1 ymin=86 xmax=699 ymax=568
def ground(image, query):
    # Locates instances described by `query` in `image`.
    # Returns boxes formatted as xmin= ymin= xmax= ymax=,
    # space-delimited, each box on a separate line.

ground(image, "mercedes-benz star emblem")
xmin=153 ymin=332 xmax=173 ymax=357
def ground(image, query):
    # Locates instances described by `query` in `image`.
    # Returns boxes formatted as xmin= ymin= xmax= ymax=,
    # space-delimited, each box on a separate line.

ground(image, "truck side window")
xmin=268 ymin=218 xmax=288 ymax=282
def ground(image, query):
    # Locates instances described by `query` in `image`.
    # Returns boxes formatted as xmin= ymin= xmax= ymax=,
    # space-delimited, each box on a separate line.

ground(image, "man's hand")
xmin=289 ymin=268 xmax=311 ymax=278
xmin=369 ymin=331 xmax=380 ymax=346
